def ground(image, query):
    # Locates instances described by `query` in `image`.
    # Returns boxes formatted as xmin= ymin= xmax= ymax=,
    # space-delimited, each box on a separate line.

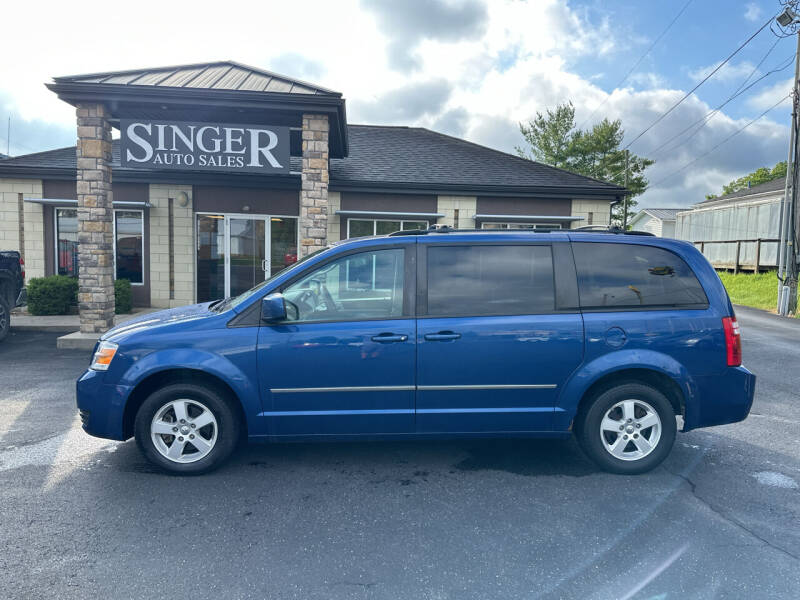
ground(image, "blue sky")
xmin=0 ymin=0 xmax=795 ymax=208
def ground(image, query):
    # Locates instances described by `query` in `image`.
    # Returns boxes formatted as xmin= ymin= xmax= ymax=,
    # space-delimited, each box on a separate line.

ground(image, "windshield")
xmin=212 ymin=246 xmax=333 ymax=312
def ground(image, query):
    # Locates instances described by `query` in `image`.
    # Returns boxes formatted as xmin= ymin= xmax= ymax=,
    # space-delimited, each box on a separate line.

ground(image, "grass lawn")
xmin=716 ymin=271 xmax=779 ymax=313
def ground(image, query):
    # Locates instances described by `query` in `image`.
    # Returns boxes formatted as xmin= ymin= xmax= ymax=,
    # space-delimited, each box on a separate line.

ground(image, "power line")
xmin=605 ymin=49 xmax=795 ymax=182
xmin=622 ymin=13 xmax=776 ymax=151
xmin=650 ymin=94 xmax=790 ymax=188
xmin=578 ymin=0 xmax=693 ymax=130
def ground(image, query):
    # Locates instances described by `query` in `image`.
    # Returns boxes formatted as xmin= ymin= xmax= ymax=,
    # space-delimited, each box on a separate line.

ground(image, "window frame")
xmin=113 ymin=209 xmax=145 ymax=286
xmin=54 ymin=207 xmax=80 ymax=278
xmin=416 ymin=241 xmax=576 ymax=319
xmin=346 ymin=218 xmax=429 ymax=238
xmin=54 ymin=207 xmax=147 ymax=286
xmin=571 ymin=241 xmax=710 ymax=312
xmin=479 ymin=222 xmax=562 ymax=231
xmin=272 ymin=242 xmax=417 ymax=325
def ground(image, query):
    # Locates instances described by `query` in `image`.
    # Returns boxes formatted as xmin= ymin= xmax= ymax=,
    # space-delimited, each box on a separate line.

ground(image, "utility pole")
xmin=622 ymin=149 xmax=629 ymax=230
xmin=778 ymin=16 xmax=800 ymax=315
xmin=5 ymin=117 xmax=9 ymax=156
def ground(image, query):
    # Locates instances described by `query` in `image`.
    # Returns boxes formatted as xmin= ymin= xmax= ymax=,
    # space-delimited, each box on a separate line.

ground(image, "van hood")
xmin=100 ymin=302 xmax=216 ymax=342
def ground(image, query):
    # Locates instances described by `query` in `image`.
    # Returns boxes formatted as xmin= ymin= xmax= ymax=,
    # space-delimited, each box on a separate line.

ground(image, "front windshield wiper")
xmin=209 ymin=297 xmax=232 ymax=312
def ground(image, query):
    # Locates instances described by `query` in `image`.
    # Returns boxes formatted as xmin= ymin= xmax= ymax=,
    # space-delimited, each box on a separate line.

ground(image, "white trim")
xmin=346 ymin=217 xmax=430 ymax=238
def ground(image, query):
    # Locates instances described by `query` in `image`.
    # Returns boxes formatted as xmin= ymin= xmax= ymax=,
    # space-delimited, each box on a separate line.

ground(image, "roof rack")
xmin=387 ymin=225 xmax=654 ymax=237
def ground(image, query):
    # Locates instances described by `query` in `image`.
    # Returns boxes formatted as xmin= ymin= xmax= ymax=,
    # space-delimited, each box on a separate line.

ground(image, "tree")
xmin=517 ymin=103 xmax=654 ymax=227
xmin=705 ymin=161 xmax=787 ymax=199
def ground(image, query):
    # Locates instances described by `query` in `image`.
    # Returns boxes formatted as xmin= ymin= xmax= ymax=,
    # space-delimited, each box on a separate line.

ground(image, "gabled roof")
xmin=52 ymin=61 xmax=341 ymax=96
xmin=0 ymin=125 xmax=624 ymax=197
xmin=701 ymin=177 xmax=785 ymax=204
xmin=633 ymin=208 xmax=684 ymax=222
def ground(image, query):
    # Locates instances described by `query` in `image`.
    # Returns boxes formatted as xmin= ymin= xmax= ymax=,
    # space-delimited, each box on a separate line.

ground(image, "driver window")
xmin=283 ymin=248 xmax=405 ymax=322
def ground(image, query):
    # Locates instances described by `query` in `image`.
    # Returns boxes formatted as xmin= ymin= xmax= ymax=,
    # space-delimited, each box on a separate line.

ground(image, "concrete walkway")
xmin=11 ymin=307 xmax=161 ymax=349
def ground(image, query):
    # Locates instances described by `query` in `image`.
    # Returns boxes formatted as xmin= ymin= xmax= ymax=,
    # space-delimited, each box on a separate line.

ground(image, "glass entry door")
xmin=228 ymin=217 xmax=267 ymax=297
xmin=197 ymin=214 xmax=299 ymax=302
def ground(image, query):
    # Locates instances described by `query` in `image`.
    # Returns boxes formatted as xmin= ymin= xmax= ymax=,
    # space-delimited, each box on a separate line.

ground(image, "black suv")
xmin=0 ymin=250 xmax=25 ymax=341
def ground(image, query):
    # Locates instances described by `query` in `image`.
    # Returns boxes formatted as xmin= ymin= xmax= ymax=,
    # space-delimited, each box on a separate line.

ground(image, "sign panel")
xmin=120 ymin=119 xmax=290 ymax=174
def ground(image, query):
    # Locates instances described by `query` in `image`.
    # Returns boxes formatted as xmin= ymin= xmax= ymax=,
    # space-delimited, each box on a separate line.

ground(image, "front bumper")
xmin=683 ymin=366 xmax=756 ymax=431
xmin=76 ymin=369 xmax=133 ymax=440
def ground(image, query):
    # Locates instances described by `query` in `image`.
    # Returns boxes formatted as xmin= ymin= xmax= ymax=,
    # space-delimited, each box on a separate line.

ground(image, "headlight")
xmin=90 ymin=341 xmax=118 ymax=371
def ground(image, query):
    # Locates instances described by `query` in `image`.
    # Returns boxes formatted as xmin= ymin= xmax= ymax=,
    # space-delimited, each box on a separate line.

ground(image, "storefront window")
xmin=348 ymin=219 xmax=428 ymax=238
xmin=270 ymin=217 xmax=298 ymax=274
xmin=197 ymin=215 xmax=226 ymax=303
xmin=56 ymin=208 xmax=79 ymax=277
xmin=115 ymin=211 xmax=144 ymax=284
xmin=480 ymin=222 xmax=561 ymax=230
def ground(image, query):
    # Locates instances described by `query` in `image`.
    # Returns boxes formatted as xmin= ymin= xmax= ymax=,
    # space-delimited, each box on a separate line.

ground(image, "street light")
xmin=777 ymin=7 xmax=798 ymax=27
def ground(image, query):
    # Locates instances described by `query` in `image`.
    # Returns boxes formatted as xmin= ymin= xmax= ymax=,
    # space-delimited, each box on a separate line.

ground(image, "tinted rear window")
xmin=426 ymin=245 xmax=554 ymax=316
xmin=572 ymin=242 xmax=708 ymax=309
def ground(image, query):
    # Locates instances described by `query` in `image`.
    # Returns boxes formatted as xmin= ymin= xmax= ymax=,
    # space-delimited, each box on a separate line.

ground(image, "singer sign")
xmin=120 ymin=119 xmax=290 ymax=174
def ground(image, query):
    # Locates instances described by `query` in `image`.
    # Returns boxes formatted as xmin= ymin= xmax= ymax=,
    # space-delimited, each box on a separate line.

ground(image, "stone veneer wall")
xmin=0 ymin=179 xmax=44 ymax=278
xmin=299 ymin=114 xmax=329 ymax=256
xmin=436 ymin=196 xmax=477 ymax=228
xmin=76 ymin=103 xmax=114 ymax=333
xmin=570 ymin=198 xmax=612 ymax=229
xmin=149 ymin=184 xmax=194 ymax=308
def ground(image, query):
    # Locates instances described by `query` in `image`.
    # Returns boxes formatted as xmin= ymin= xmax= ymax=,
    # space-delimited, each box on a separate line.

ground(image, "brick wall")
xmin=436 ymin=195 xmax=476 ymax=228
xmin=299 ymin=114 xmax=329 ymax=256
xmin=326 ymin=191 xmax=341 ymax=242
xmin=570 ymin=199 xmax=612 ymax=228
xmin=1 ymin=180 xmax=44 ymax=272
xmin=149 ymin=184 xmax=194 ymax=308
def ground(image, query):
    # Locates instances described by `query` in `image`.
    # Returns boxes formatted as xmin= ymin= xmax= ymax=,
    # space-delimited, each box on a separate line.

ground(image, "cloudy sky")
xmin=0 ymin=0 xmax=795 ymax=207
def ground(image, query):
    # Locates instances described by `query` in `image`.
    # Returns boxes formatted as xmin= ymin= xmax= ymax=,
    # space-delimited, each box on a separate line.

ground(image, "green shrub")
xmin=114 ymin=279 xmax=132 ymax=314
xmin=27 ymin=275 xmax=78 ymax=315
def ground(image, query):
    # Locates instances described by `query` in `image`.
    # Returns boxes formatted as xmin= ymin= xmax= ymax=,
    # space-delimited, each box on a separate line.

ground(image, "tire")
xmin=134 ymin=383 xmax=241 ymax=475
xmin=0 ymin=296 xmax=10 ymax=343
xmin=576 ymin=382 xmax=677 ymax=475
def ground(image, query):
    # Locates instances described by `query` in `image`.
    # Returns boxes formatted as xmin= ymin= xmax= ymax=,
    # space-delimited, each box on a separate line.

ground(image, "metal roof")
xmin=52 ymin=61 xmax=341 ymax=97
xmin=637 ymin=208 xmax=684 ymax=221
xmin=700 ymin=177 xmax=785 ymax=204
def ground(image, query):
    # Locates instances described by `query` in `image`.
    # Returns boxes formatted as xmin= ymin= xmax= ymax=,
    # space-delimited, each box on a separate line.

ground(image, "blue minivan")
xmin=76 ymin=229 xmax=755 ymax=475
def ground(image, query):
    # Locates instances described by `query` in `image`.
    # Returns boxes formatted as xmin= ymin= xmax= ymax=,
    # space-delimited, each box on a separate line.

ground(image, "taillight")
xmin=722 ymin=316 xmax=742 ymax=367
xmin=19 ymin=257 xmax=25 ymax=281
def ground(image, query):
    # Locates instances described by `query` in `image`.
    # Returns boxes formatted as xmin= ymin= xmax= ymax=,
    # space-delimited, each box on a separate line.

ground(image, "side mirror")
xmin=261 ymin=293 xmax=287 ymax=322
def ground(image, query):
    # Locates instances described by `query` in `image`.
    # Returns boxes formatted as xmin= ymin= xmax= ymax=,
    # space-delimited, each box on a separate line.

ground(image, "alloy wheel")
xmin=599 ymin=399 xmax=662 ymax=462
xmin=150 ymin=399 xmax=218 ymax=464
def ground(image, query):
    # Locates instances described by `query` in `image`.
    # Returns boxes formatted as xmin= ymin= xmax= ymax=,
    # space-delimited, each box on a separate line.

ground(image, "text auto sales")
xmin=120 ymin=120 xmax=290 ymax=173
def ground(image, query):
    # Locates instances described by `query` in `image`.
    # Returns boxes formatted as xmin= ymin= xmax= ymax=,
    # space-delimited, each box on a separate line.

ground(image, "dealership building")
xmin=0 ymin=61 xmax=623 ymax=333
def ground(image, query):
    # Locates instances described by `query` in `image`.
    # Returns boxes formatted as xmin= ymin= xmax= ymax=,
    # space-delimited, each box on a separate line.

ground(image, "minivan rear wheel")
xmin=576 ymin=382 xmax=676 ymax=475
xmin=134 ymin=383 xmax=240 ymax=475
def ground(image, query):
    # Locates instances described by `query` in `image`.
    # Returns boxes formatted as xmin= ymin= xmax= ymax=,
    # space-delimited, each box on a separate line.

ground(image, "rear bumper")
xmin=76 ymin=369 xmax=132 ymax=440
xmin=15 ymin=287 xmax=26 ymax=307
xmin=683 ymin=366 xmax=756 ymax=431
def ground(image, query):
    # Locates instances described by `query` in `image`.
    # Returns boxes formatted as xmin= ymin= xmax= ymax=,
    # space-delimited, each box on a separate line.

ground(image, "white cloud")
xmin=744 ymin=2 xmax=762 ymax=22
xmin=0 ymin=0 xmax=789 ymax=210
xmin=688 ymin=60 xmax=757 ymax=84
xmin=747 ymin=77 xmax=794 ymax=110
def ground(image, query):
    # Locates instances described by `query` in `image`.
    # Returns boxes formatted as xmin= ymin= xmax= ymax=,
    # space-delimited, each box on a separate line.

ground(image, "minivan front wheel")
xmin=577 ymin=383 xmax=676 ymax=474
xmin=134 ymin=383 xmax=240 ymax=474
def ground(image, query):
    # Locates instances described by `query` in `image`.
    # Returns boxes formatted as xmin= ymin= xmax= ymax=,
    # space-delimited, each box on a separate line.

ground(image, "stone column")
xmin=76 ymin=103 xmax=115 ymax=333
xmin=299 ymin=114 xmax=329 ymax=257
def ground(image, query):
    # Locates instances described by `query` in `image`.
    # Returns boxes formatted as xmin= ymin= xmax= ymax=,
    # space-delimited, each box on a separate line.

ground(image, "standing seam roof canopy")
xmin=52 ymin=60 xmax=342 ymax=96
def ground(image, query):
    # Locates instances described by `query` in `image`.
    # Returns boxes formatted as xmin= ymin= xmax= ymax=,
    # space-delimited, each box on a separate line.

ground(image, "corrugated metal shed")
xmin=676 ymin=180 xmax=784 ymax=269
xmin=52 ymin=61 xmax=341 ymax=96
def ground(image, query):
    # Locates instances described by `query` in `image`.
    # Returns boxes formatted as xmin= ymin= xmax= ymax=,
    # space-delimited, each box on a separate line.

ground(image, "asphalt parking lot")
xmin=1 ymin=306 xmax=798 ymax=600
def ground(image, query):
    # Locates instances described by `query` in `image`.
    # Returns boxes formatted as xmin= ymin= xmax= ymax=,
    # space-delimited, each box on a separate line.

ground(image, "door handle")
xmin=424 ymin=331 xmax=461 ymax=341
xmin=371 ymin=333 xmax=408 ymax=343
xmin=261 ymin=259 xmax=269 ymax=272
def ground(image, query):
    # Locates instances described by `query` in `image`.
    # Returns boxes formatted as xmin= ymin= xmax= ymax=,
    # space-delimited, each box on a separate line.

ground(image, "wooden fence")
xmin=692 ymin=238 xmax=779 ymax=274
